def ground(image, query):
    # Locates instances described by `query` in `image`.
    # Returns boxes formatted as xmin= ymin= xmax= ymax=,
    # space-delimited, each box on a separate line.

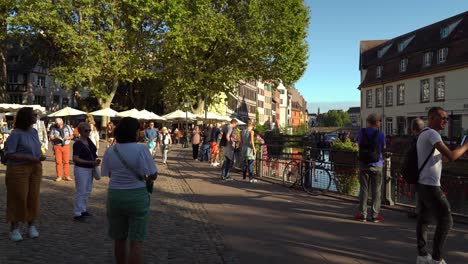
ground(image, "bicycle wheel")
xmin=302 ymin=167 xmax=332 ymax=195
xmin=283 ymin=160 xmax=300 ymax=188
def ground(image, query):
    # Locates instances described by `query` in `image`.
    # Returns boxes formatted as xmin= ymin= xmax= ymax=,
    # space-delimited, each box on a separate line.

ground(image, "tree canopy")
xmin=6 ymin=0 xmax=309 ymax=111
xmin=321 ymin=110 xmax=351 ymax=127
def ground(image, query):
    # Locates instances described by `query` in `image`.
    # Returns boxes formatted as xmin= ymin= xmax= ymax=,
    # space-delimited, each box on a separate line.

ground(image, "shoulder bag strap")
xmin=417 ymin=129 xmax=436 ymax=173
xmin=113 ymin=145 xmax=145 ymax=181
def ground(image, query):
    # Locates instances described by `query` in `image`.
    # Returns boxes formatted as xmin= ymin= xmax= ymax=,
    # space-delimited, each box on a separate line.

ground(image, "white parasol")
xmin=89 ymin=107 xmax=119 ymax=117
xmin=48 ymin=106 xmax=87 ymax=117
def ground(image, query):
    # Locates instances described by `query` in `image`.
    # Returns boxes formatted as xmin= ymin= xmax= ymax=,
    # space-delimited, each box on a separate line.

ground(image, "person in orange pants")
xmin=49 ymin=118 xmax=74 ymax=181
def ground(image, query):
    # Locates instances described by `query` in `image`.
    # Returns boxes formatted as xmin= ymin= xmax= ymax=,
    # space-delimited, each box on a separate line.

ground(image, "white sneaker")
xmin=416 ymin=254 xmax=432 ymax=264
xmin=250 ymin=179 xmax=258 ymax=183
xmin=214 ymin=162 xmax=220 ymax=166
xmin=9 ymin=229 xmax=23 ymax=242
xmin=28 ymin=225 xmax=39 ymax=238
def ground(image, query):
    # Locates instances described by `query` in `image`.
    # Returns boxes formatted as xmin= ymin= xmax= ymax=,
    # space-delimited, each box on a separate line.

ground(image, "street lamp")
xmin=184 ymin=100 xmax=190 ymax=148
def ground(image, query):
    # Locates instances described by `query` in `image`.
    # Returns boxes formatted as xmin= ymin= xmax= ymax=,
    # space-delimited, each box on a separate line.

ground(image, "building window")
xmin=398 ymin=35 xmax=415 ymax=52
xmin=434 ymin=77 xmax=445 ymax=101
xmin=8 ymin=73 xmax=18 ymax=83
xmin=437 ymin=48 xmax=448 ymax=64
xmin=423 ymin=52 xmax=433 ymax=67
xmin=366 ymin=90 xmax=372 ymax=108
xmin=386 ymin=118 xmax=393 ymax=136
xmin=34 ymin=96 xmax=46 ymax=106
xmin=9 ymin=94 xmax=23 ymax=104
xmin=62 ymin=98 xmax=69 ymax=106
xmin=53 ymin=95 xmax=61 ymax=105
xmin=37 ymin=76 xmax=46 ymax=87
xmin=376 ymin=88 xmax=382 ymax=107
xmin=376 ymin=66 xmax=383 ymax=78
xmin=420 ymin=79 xmax=430 ymax=102
xmin=397 ymin=84 xmax=405 ymax=105
xmin=378 ymin=43 xmax=392 ymax=58
xmin=385 ymin=86 xmax=393 ymax=106
xmin=400 ymin=58 xmax=408 ymax=72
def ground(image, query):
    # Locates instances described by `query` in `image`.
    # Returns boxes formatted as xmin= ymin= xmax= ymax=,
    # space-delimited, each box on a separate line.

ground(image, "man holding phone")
xmin=415 ymin=107 xmax=468 ymax=264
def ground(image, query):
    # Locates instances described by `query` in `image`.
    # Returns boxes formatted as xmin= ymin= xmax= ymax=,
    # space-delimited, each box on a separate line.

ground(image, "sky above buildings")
xmin=296 ymin=0 xmax=468 ymax=113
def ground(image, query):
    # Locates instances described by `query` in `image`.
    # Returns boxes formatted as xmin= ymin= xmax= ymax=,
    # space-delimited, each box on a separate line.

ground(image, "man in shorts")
xmin=210 ymin=123 xmax=221 ymax=167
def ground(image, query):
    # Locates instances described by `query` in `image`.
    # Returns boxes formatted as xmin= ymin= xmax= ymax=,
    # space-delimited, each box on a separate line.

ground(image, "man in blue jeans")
xmin=220 ymin=119 xmax=238 ymax=180
xmin=415 ymin=107 xmax=468 ymax=264
xmin=355 ymin=113 xmax=385 ymax=223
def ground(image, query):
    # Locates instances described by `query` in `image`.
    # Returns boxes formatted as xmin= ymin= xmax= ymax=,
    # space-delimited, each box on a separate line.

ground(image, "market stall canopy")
xmin=48 ymin=107 xmax=87 ymax=117
xmin=116 ymin=108 xmax=147 ymax=119
xmin=196 ymin=112 xmax=231 ymax=122
xmin=0 ymin=103 xmax=46 ymax=114
xmin=89 ymin=107 xmax=118 ymax=117
xmin=162 ymin=109 xmax=197 ymax=120
xmin=233 ymin=118 xmax=246 ymax=125
xmin=139 ymin=109 xmax=166 ymax=121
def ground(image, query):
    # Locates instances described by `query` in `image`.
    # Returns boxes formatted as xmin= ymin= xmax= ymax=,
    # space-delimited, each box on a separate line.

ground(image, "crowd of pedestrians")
xmin=2 ymin=106 xmax=468 ymax=264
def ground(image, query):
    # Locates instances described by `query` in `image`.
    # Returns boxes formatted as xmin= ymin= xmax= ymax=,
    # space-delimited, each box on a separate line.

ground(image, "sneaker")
xmin=28 ymin=225 xmax=39 ymax=238
xmin=223 ymin=177 xmax=233 ymax=181
xmin=214 ymin=162 xmax=220 ymax=166
xmin=416 ymin=254 xmax=432 ymax=264
xmin=55 ymin=177 xmax=63 ymax=182
xmin=64 ymin=177 xmax=73 ymax=181
xmin=430 ymin=259 xmax=447 ymax=264
xmin=249 ymin=179 xmax=258 ymax=183
xmin=9 ymin=229 xmax=23 ymax=242
xmin=371 ymin=215 xmax=384 ymax=223
xmin=73 ymin=215 xmax=86 ymax=222
xmin=354 ymin=213 xmax=367 ymax=222
xmin=81 ymin=211 xmax=92 ymax=217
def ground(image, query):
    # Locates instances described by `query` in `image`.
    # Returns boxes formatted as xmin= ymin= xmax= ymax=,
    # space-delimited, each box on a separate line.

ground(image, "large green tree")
xmin=160 ymin=0 xmax=309 ymax=112
xmin=321 ymin=110 xmax=351 ymax=127
xmin=8 ymin=0 xmax=309 ymax=113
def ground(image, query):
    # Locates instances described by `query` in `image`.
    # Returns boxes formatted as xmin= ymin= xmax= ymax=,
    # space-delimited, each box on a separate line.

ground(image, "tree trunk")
xmin=97 ymin=79 xmax=118 ymax=129
xmin=0 ymin=47 xmax=6 ymax=103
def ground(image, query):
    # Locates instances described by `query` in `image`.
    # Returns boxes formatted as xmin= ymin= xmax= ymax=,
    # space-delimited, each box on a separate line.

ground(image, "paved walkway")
xmin=0 ymin=143 xmax=467 ymax=263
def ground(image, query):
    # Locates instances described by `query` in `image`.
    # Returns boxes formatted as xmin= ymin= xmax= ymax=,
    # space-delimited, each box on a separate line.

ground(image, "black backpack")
xmin=358 ymin=128 xmax=380 ymax=163
xmin=401 ymin=129 xmax=435 ymax=184
xmin=219 ymin=125 xmax=228 ymax=147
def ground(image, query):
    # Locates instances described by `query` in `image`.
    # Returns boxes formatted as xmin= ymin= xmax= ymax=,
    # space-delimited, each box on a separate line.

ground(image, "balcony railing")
xmin=6 ymin=84 xmax=27 ymax=92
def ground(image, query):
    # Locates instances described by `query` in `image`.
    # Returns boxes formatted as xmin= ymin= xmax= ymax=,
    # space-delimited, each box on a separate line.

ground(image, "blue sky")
xmin=296 ymin=1 xmax=468 ymax=113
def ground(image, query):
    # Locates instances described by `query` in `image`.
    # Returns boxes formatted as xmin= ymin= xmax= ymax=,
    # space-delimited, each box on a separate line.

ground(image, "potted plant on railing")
xmin=330 ymin=138 xmax=359 ymax=196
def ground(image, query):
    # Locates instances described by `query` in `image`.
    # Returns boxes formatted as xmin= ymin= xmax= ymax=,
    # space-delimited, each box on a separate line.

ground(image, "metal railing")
xmin=254 ymin=142 xmax=468 ymax=217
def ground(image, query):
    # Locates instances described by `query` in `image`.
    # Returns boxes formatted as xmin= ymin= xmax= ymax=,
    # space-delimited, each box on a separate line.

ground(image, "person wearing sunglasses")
xmin=415 ymin=107 xmax=468 ymax=264
xmin=72 ymin=122 xmax=100 ymax=221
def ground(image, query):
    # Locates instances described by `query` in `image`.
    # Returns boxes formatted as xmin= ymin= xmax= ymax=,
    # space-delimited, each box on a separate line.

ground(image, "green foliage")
xmin=294 ymin=123 xmax=309 ymax=135
xmin=7 ymin=0 xmax=309 ymax=110
xmin=331 ymin=138 xmax=358 ymax=152
xmin=321 ymin=110 xmax=351 ymax=127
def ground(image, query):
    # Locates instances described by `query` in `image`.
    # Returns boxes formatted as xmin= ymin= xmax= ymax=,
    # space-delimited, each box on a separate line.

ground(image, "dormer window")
xmin=440 ymin=18 xmax=463 ymax=39
xmin=377 ymin=44 xmax=392 ymax=58
xmin=376 ymin=66 xmax=383 ymax=78
xmin=437 ymin=48 xmax=448 ymax=64
xmin=398 ymin=35 xmax=415 ymax=52
xmin=400 ymin=59 xmax=408 ymax=72
xmin=423 ymin=52 xmax=433 ymax=67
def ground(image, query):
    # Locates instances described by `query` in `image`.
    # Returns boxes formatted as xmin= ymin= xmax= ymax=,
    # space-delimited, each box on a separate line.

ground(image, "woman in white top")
xmin=158 ymin=126 xmax=172 ymax=164
xmin=101 ymin=117 xmax=158 ymax=264
xmin=89 ymin=122 xmax=100 ymax=155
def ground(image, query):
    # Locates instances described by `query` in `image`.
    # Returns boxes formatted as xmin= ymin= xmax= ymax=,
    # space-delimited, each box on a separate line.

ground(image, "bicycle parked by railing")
xmin=282 ymin=146 xmax=336 ymax=195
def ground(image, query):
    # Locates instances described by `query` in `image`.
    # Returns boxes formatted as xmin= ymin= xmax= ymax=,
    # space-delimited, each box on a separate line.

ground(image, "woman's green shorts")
xmin=107 ymin=187 xmax=150 ymax=242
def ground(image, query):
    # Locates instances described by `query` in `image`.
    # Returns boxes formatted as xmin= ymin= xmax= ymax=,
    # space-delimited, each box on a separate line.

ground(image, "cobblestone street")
xmin=0 ymin=143 xmax=235 ymax=264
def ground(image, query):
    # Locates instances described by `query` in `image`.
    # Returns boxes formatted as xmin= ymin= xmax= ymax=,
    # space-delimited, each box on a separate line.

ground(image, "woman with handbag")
xmin=158 ymin=126 xmax=172 ymax=165
xmin=101 ymin=117 xmax=158 ymax=264
xmin=4 ymin=107 xmax=46 ymax=241
xmin=72 ymin=122 xmax=100 ymax=221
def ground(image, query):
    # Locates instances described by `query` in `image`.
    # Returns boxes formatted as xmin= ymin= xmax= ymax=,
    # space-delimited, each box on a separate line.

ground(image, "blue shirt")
xmin=5 ymin=128 xmax=42 ymax=166
xmin=50 ymin=125 xmax=73 ymax=145
xmin=144 ymin=128 xmax=158 ymax=141
xmin=357 ymin=127 xmax=385 ymax=167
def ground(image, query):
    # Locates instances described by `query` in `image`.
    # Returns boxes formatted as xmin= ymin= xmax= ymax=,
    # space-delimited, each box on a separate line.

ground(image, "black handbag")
xmin=113 ymin=146 xmax=155 ymax=193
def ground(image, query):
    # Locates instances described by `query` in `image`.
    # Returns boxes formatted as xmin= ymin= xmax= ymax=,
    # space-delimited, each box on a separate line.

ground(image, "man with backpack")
xmin=415 ymin=107 xmax=468 ymax=264
xmin=354 ymin=113 xmax=385 ymax=223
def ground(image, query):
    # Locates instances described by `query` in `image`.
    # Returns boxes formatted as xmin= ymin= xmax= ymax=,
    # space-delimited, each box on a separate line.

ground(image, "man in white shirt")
xmin=416 ymin=107 xmax=468 ymax=264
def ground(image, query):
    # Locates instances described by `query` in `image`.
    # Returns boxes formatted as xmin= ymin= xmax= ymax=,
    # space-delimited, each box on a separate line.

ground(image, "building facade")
xmin=5 ymin=41 xmax=73 ymax=110
xmin=347 ymin=107 xmax=361 ymax=127
xmin=359 ymin=11 xmax=468 ymax=138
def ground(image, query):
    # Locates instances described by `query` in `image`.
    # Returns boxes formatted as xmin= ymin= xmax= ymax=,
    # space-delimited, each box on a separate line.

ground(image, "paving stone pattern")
xmin=0 ymin=143 xmax=235 ymax=264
